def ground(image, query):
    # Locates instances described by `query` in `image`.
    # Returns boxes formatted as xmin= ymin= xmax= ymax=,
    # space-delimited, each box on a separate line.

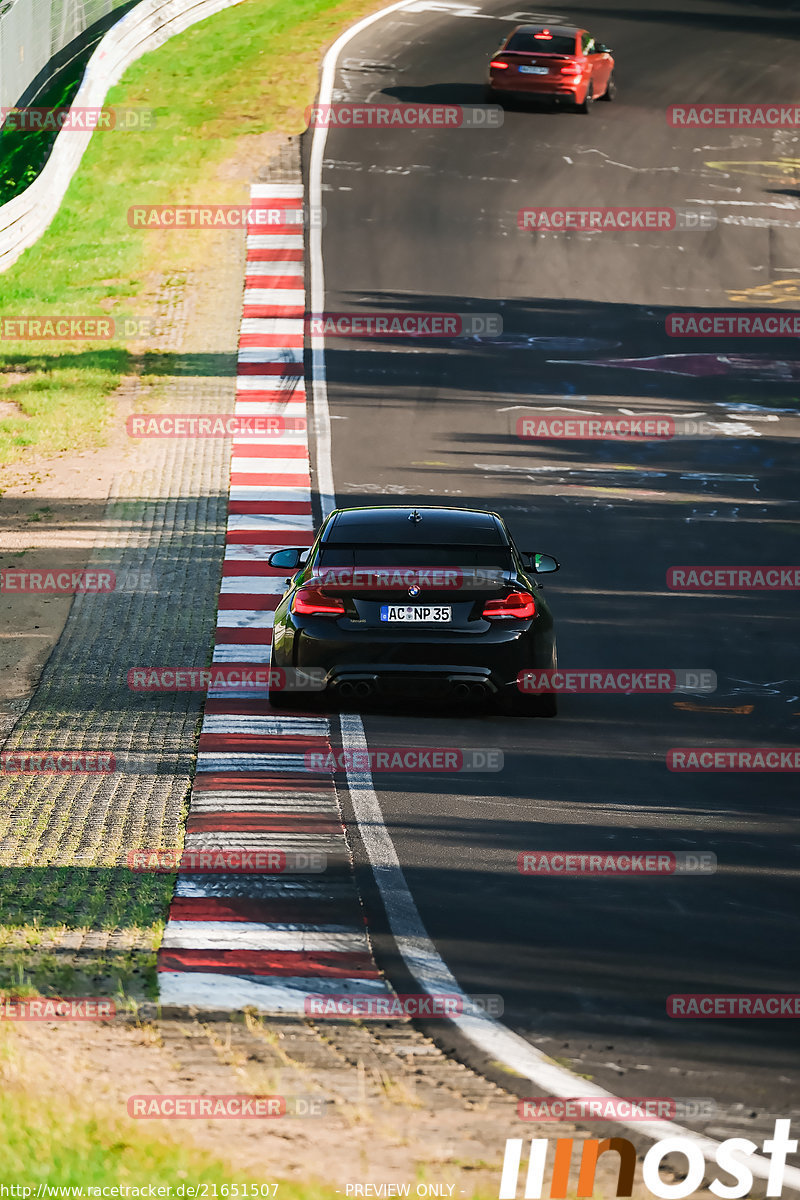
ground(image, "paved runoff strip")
xmin=158 ymin=181 xmax=393 ymax=1013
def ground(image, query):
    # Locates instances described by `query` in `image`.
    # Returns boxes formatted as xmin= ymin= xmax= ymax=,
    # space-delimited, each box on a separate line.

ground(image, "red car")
xmin=486 ymin=24 xmax=615 ymax=113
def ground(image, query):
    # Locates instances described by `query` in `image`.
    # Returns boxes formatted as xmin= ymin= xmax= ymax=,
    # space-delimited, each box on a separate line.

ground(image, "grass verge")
xmin=0 ymin=866 xmax=175 ymax=999
xmin=0 ymin=1025 xmax=337 ymax=1193
xmin=0 ymin=0 xmax=381 ymax=468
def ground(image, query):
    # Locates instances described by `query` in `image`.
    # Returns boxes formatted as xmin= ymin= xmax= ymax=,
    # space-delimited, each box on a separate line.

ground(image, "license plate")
xmin=380 ymin=605 xmax=452 ymax=623
xmin=520 ymin=65 xmax=549 ymax=74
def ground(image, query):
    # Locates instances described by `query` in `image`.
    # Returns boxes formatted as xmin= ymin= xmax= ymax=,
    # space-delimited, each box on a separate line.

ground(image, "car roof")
xmin=323 ymin=505 xmax=509 ymax=546
xmin=512 ymin=24 xmax=583 ymax=37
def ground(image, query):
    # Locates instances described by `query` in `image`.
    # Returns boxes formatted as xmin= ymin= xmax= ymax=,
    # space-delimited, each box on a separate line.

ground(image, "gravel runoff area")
xmin=0 ymin=147 xmax=249 ymax=994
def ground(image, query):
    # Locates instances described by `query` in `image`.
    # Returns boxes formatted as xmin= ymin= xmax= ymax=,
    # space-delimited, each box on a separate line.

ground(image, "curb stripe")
xmin=157 ymin=180 xmax=392 ymax=1011
xmin=159 ymin=950 xmax=380 ymax=977
xmin=158 ymin=973 xmax=390 ymax=1012
xmin=237 ymin=361 xmax=304 ymax=375
xmin=230 ymin=474 xmax=310 ymax=488
xmin=197 ymin=735 xmax=329 ymax=752
xmin=186 ymin=816 xmax=342 ymax=834
xmin=246 ymin=260 xmax=304 ymax=274
xmin=215 ymin=605 xmax=278 ymax=620
xmin=246 ymin=246 xmax=304 ymax=257
xmin=230 ymin=443 xmax=309 ymax=457
xmin=162 ymin=924 xmax=370 ymax=952
xmin=175 ymin=878 xmax=357 ymax=898
xmin=203 ymin=700 xmax=325 ymax=718
xmin=222 ymin=559 xmax=304 ymax=574
xmin=170 ymin=898 xmax=363 ymax=923
xmin=212 ymin=628 xmax=274 ymax=644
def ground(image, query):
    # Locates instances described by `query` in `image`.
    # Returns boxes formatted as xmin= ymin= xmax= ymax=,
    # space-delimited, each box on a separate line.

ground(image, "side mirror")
xmin=595 ymin=43 xmax=611 ymax=53
xmin=267 ymin=547 xmax=306 ymax=570
xmin=524 ymin=552 xmax=560 ymax=574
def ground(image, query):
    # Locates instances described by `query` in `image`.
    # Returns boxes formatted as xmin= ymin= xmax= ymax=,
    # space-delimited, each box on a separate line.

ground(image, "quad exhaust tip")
xmin=336 ymin=679 xmax=375 ymax=700
xmin=452 ymin=680 xmax=490 ymax=701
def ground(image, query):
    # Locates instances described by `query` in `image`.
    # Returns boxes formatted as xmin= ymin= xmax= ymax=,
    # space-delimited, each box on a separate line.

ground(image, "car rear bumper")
xmin=273 ymin=620 xmax=552 ymax=697
xmin=487 ymin=76 xmax=583 ymax=102
xmin=328 ymin=665 xmax=500 ymax=702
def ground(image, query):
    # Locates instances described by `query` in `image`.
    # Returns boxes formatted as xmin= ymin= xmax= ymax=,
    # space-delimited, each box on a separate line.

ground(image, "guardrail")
xmin=0 ymin=0 xmax=246 ymax=273
xmin=0 ymin=0 xmax=132 ymax=113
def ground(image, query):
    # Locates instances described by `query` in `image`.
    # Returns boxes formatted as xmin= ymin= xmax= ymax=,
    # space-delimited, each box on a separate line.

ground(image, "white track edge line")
xmin=340 ymin=716 xmax=800 ymax=1188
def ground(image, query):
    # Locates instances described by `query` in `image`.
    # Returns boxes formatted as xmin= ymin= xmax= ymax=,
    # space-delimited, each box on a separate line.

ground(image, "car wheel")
xmin=576 ymin=83 xmax=594 ymax=113
xmin=503 ymin=688 xmax=558 ymax=718
xmin=502 ymin=645 xmax=559 ymax=718
xmin=532 ymin=691 xmax=558 ymax=717
xmin=599 ymin=72 xmax=616 ymax=101
xmin=485 ymin=86 xmax=504 ymax=108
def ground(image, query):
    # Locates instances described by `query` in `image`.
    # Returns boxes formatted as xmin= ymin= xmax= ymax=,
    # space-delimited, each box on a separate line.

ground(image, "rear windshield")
xmin=504 ymin=31 xmax=577 ymax=54
xmin=316 ymin=544 xmax=513 ymax=570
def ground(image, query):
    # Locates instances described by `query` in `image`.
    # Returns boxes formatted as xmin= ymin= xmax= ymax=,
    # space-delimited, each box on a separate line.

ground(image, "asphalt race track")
xmin=304 ymin=0 xmax=800 ymax=1145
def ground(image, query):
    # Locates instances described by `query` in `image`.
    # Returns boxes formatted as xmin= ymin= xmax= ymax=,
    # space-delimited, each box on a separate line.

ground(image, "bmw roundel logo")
xmin=408 ymin=584 xmax=421 ymax=597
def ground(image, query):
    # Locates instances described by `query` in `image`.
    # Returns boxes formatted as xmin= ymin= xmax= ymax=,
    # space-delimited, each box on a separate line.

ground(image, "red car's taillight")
xmin=490 ymin=59 xmax=509 ymax=69
xmin=293 ymin=586 xmax=345 ymax=616
xmin=482 ymin=592 xmax=537 ymax=620
xmin=560 ymin=62 xmax=583 ymax=75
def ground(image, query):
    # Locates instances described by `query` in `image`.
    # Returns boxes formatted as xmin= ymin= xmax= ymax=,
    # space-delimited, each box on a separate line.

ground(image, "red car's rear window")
xmin=504 ymin=31 xmax=578 ymax=54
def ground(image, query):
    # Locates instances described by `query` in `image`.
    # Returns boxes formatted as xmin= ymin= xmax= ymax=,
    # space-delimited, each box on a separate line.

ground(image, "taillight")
xmin=560 ymin=62 xmax=583 ymax=75
xmin=482 ymin=592 xmax=537 ymax=620
xmin=490 ymin=59 xmax=509 ymax=69
xmin=293 ymin=586 xmax=345 ymax=616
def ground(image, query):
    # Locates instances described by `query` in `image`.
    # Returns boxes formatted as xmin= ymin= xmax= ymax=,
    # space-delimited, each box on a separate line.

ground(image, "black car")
xmin=267 ymin=505 xmax=560 ymax=716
